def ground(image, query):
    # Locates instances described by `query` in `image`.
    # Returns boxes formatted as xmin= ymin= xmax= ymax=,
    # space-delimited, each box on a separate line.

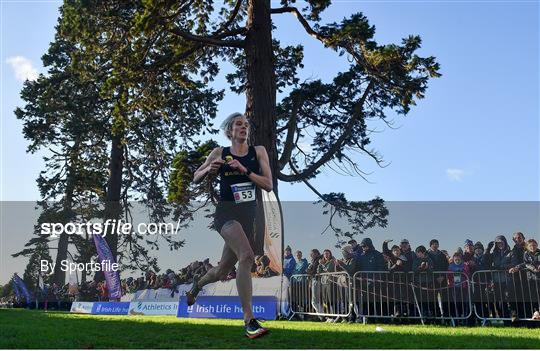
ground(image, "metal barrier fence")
xmin=353 ymin=271 xmax=472 ymax=324
xmin=471 ymin=270 xmax=540 ymax=323
xmin=289 ymin=272 xmax=352 ymax=318
xmin=289 ymin=270 xmax=540 ymax=324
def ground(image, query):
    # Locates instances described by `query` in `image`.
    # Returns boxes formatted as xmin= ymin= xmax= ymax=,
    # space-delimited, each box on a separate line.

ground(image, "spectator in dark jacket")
xmin=413 ymin=246 xmax=433 ymax=273
xmin=348 ymin=239 xmax=363 ymax=260
xmin=473 ymin=241 xmax=488 ymax=271
xmin=306 ymin=249 xmax=321 ymax=276
xmin=382 ymin=239 xmax=407 ymax=272
xmin=413 ymin=246 xmax=434 ymax=286
xmin=428 ymin=239 xmax=449 ymax=271
xmin=463 ymin=239 xmax=475 ymax=264
xmin=283 ymin=246 xmax=296 ymax=279
xmin=359 ymin=238 xmax=386 ymax=271
xmin=400 ymin=238 xmax=415 ymax=272
xmin=336 ymin=246 xmax=362 ymax=275
xmin=485 ymin=235 xmax=512 ymax=271
xmin=509 ymin=232 xmax=526 ymax=268
xmin=485 ymin=235 xmax=512 ymax=289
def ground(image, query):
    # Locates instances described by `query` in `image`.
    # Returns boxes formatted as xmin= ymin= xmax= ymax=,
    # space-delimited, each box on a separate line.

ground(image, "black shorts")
xmin=214 ymin=201 xmax=257 ymax=237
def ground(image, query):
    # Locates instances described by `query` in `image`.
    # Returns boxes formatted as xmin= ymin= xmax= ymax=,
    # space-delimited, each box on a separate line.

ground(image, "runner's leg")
xmin=197 ymin=244 xmax=238 ymax=288
xmin=220 ymin=219 xmax=255 ymax=322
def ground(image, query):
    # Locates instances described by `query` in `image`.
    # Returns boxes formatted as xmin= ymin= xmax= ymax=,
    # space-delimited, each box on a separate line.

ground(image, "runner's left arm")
xmin=250 ymin=146 xmax=273 ymax=192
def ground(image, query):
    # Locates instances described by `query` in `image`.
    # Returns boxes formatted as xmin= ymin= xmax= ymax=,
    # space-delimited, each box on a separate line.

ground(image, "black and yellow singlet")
xmin=214 ymin=146 xmax=260 ymax=234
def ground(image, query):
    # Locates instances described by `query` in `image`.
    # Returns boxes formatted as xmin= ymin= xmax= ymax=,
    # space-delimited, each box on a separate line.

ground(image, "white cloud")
xmin=446 ymin=168 xmax=466 ymax=182
xmin=6 ymin=56 xmax=38 ymax=82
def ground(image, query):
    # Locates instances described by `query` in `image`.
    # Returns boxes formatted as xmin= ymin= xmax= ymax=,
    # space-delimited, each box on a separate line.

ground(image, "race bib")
xmin=231 ymin=182 xmax=255 ymax=204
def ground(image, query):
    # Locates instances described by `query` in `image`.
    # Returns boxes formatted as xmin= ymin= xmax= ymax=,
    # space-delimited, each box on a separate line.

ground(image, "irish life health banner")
xmin=262 ymin=191 xmax=283 ymax=274
xmin=177 ymin=296 xmax=277 ymax=320
xmin=93 ymin=233 xmax=122 ymax=300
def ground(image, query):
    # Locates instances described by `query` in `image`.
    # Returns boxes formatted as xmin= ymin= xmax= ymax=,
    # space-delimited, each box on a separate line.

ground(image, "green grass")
xmin=0 ymin=309 xmax=538 ymax=349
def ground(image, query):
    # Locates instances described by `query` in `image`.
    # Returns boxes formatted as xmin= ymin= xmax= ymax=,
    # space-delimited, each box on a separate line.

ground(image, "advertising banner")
xmin=70 ymin=302 xmax=94 ymax=314
xmin=262 ymin=191 xmax=283 ymax=275
xmin=92 ymin=233 xmax=122 ymax=300
xmin=128 ymin=301 xmax=179 ymax=316
xmin=91 ymin=301 xmax=130 ymax=315
xmin=177 ymin=296 xmax=277 ymax=320
xmin=12 ymin=274 xmax=33 ymax=302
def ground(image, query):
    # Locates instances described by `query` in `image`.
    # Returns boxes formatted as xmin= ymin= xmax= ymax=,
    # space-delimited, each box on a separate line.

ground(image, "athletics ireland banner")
xmin=93 ymin=233 xmax=122 ymax=300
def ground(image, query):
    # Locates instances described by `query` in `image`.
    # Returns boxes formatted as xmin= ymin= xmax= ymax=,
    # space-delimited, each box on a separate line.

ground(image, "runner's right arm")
xmin=193 ymin=147 xmax=224 ymax=184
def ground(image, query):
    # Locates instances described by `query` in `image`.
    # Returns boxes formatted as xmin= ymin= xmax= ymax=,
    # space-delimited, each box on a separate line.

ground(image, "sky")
xmin=0 ymin=1 xmax=539 ymax=283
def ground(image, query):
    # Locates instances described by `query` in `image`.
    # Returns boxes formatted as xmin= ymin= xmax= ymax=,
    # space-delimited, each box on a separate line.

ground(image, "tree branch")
xmin=278 ymin=97 xmax=300 ymax=170
xmin=215 ymin=0 xmax=244 ymax=35
xmin=278 ymin=80 xmax=374 ymax=182
xmin=288 ymin=162 xmax=362 ymax=213
xmin=271 ymin=7 xmax=327 ymax=43
xmin=166 ymin=27 xmax=246 ymax=48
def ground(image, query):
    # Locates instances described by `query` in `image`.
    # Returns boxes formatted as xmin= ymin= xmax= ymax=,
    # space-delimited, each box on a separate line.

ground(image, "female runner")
xmin=190 ymin=112 xmax=273 ymax=338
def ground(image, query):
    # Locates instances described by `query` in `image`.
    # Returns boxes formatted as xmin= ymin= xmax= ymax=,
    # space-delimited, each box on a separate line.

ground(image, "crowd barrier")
xmin=289 ymin=272 xmax=352 ymax=318
xmin=289 ymin=270 xmax=540 ymax=324
xmin=471 ymin=270 xmax=540 ymax=324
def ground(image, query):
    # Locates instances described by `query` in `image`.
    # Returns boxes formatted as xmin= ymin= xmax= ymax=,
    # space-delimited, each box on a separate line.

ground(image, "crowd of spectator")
xmin=3 ymin=231 xmax=538 ymax=324
xmin=283 ymin=232 xmax=540 ymax=280
xmin=285 ymin=232 xmax=540 ymax=323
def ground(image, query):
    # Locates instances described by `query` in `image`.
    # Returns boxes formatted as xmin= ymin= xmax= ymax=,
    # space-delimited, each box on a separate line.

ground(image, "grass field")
xmin=0 ymin=309 xmax=539 ymax=349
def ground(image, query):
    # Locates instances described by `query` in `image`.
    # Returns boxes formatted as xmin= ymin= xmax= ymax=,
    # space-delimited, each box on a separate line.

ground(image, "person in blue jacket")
xmin=283 ymin=246 xmax=296 ymax=279
xmin=293 ymin=250 xmax=308 ymax=275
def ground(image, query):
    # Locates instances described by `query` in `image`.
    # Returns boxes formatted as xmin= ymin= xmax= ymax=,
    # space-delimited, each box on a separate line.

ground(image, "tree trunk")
xmin=245 ymin=0 xmax=278 ymax=191
xmin=52 ymin=144 xmax=78 ymax=286
xmin=245 ymin=0 xmax=278 ymax=255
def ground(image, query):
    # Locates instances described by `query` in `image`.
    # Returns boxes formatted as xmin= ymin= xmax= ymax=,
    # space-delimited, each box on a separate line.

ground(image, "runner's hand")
xmin=227 ymin=159 xmax=248 ymax=174
xmin=208 ymin=159 xmax=225 ymax=174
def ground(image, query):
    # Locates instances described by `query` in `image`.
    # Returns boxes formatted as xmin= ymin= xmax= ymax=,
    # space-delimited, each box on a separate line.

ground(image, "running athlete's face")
xmin=230 ymin=116 xmax=250 ymax=140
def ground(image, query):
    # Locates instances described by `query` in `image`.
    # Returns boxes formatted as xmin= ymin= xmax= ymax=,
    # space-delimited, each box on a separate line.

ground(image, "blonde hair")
xmin=220 ymin=112 xmax=245 ymax=140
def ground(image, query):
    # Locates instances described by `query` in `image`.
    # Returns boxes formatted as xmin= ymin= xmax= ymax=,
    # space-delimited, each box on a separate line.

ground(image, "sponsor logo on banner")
xmin=91 ymin=302 xmax=130 ymax=315
xmin=128 ymin=301 xmax=179 ymax=315
xmin=70 ymin=302 xmax=94 ymax=314
xmin=177 ymin=296 xmax=276 ymax=320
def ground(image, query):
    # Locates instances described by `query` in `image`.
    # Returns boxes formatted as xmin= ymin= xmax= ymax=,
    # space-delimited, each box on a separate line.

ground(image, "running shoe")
xmin=186 ymin=276 xmax=200 ymax=306
xmin=245 ymin=318 xmax=269 ymax=339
